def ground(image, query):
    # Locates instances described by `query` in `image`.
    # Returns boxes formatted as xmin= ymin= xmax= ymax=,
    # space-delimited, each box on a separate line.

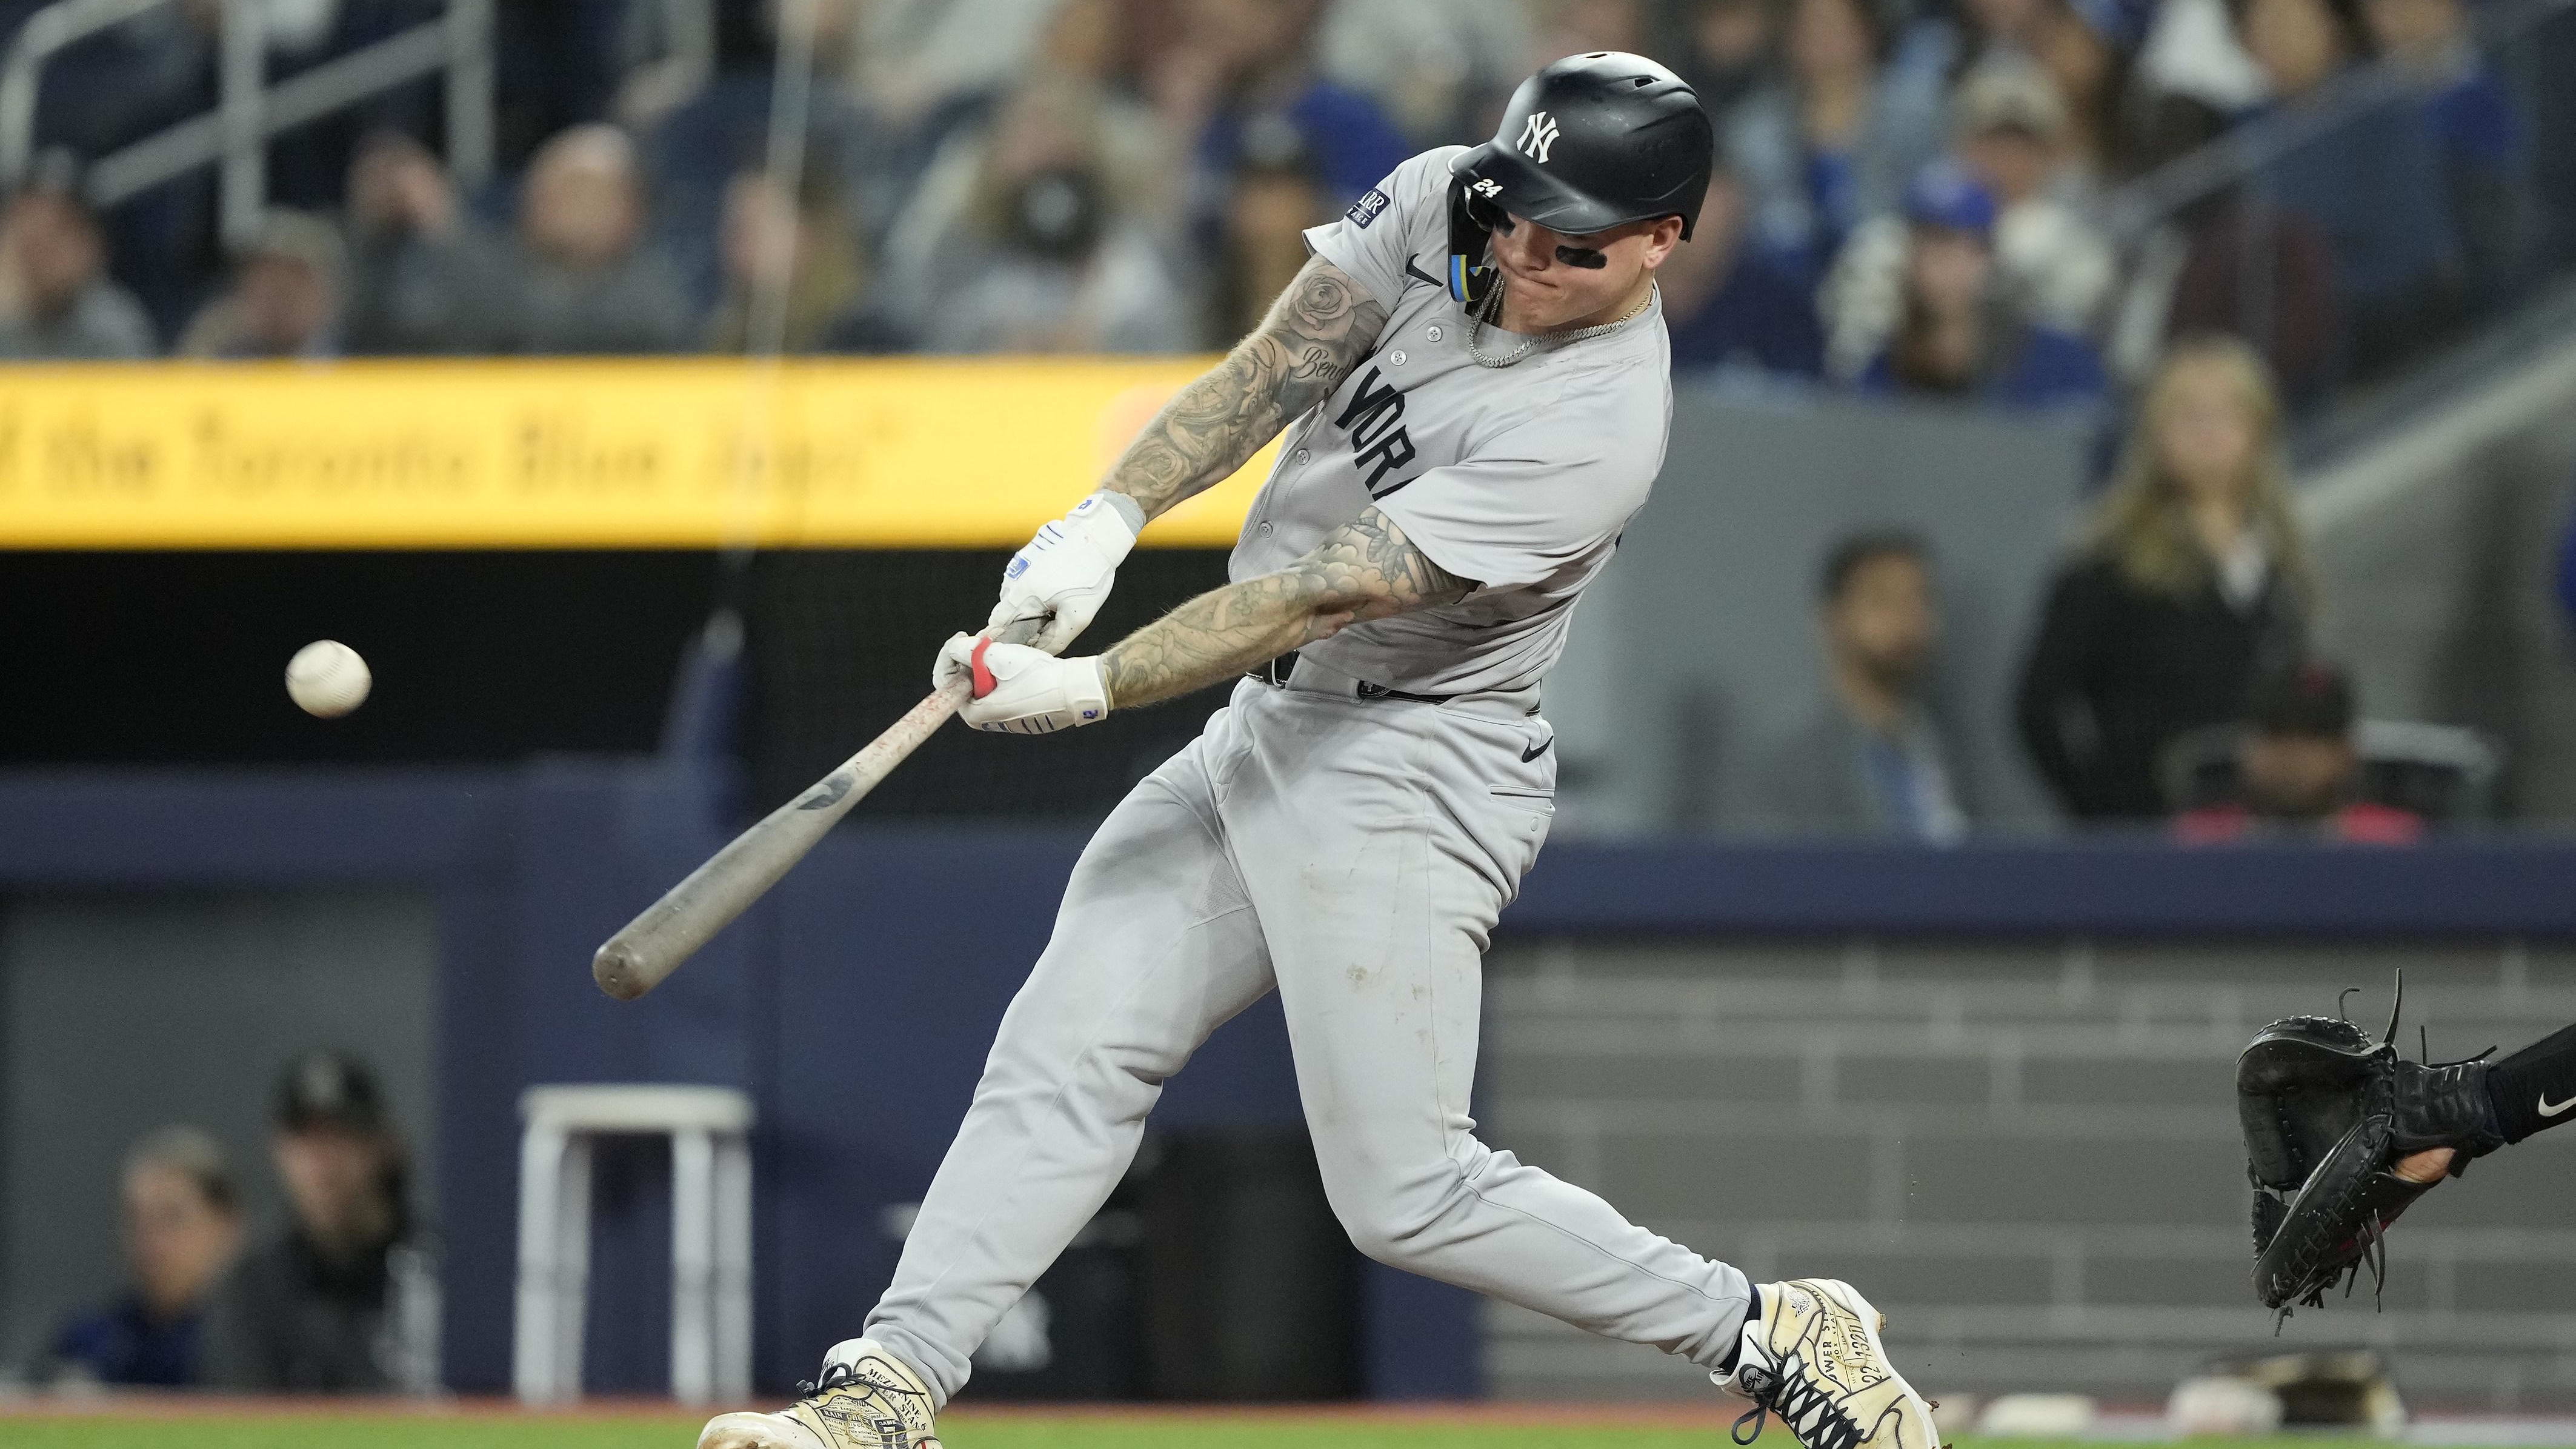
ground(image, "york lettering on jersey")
xmin=1333 ymin=365 xmax=1419 ymax=496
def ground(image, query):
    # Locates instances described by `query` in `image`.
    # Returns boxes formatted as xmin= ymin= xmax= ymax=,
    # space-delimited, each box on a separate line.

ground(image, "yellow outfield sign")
xmin=0 ymin=358 xmax=1270 ymax=548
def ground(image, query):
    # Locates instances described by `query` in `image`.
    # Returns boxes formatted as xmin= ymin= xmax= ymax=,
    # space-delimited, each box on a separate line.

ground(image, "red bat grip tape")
xmin=970 ymin=637 xmax=997 ymax=699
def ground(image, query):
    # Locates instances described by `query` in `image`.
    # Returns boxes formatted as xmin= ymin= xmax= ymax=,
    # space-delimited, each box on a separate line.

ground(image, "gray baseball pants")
xmin=865 ymin=665 xmax=1751 ymax=1404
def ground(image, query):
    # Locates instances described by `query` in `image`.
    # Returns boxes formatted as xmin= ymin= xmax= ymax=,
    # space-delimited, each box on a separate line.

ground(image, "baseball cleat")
xmin=1715 ymin=1279 xmax=1939 ymax=1449
xmin=697 ymin=1338 xmax=941 ymax=1449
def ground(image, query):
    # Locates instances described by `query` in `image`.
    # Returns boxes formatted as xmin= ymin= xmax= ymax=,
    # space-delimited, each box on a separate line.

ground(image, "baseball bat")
xmin=592 ymin=619 xmax=1042 ymax=1001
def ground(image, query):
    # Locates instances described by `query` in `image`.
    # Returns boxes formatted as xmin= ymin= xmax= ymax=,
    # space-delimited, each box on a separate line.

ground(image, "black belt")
xmin=1247 ymin=650 xmax=1459 ymax=705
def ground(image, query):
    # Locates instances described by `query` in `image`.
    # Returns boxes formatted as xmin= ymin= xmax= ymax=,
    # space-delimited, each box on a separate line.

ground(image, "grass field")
xmin=0 ymin=1405 xmax=2415 ymax=1449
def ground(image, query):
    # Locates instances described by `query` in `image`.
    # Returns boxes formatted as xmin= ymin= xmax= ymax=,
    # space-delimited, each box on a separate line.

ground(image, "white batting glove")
xmin=935 ymin=633 xmax=1112 ymax=735
xmin=990 ymin=491 xmax=1142 ymax=655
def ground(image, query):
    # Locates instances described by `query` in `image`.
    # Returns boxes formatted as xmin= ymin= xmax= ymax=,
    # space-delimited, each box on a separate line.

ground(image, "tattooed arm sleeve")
xmin=1101 ymin=256 xmax=1389 ymax=522
xmin=1098 ymin=506 xmax=1473 ymax=711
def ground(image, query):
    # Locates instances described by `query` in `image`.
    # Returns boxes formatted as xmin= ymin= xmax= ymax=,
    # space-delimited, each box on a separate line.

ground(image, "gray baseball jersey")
xmin=864 ymin=148 xmax=1752 ymax=1408
xmin=1230 ymin=144 xmax=1672 ymax=697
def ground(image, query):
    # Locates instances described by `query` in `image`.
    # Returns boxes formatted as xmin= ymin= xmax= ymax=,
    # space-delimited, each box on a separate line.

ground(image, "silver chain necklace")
xmin=1466 ymin=279 xmax=1657 ymax=368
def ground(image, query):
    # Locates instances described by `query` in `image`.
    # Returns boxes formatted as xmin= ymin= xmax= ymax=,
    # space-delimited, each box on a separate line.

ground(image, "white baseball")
xmin=285 ymin=639 xmax=371 ymax=718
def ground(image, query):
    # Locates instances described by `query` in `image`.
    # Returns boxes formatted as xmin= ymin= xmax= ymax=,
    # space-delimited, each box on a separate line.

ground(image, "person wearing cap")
xmin=1851 ymin=159 xmax=2105 ymax=408
xmin=198 ymin=1050 xmax=436 ymax=1393
xmin=1821 ymin=61 xmax=2112 ymax=378
xmin=176 ymin=210 xmax=345 ymax=359
xmin=1725 ymin=0 xmax=1947 ymax=282
xmin=2174 ymin=661 xmax=2424 ymax=842
xmin=48 ymin=1127 xmax=244 ymax=1388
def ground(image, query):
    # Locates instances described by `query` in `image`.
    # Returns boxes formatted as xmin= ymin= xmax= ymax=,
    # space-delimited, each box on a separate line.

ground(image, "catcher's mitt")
xmin=2238 ymin=978 xmax=2506 ymax=1317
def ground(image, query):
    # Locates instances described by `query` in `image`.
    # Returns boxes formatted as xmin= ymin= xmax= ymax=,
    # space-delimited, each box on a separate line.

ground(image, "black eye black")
xmin=1555 ymin=246 xmax=1609 ymax=269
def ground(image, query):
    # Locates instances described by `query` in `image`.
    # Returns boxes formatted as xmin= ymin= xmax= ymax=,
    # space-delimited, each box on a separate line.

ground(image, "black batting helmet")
xmin=1451 ymin=52 xmax=1716 ymax=242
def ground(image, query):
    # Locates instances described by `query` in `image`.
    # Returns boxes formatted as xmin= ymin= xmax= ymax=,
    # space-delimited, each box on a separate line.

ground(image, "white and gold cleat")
xmin=1714 ymin=1279 xmax=1940 ymax=1449
xmin=698 ymin=1338 xmax=942 ymax=1449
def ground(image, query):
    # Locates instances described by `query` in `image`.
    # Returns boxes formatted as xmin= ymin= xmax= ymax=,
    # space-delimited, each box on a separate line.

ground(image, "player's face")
xmin=1484 ymin=210 xmax=1685 ymax=331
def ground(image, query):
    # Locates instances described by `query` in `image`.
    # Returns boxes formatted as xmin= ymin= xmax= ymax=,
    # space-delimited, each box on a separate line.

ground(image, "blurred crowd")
xmin=1737 ymin=331 xmax=2539 ymax=843
xmin=0 ymin=0 xmax=2562 ymax=415
xmin=38 ymin=1051 xmax=433 ymax=1393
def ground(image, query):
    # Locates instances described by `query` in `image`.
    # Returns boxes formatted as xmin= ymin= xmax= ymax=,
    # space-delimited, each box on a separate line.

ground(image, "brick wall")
xmin=1477 ymin=936 xmax=2576 ymax=1408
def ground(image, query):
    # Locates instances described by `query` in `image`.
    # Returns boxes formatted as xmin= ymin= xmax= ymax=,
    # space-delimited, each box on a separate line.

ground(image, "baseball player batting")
xmin=704 ymin=53 xmax=1937 ymax=1449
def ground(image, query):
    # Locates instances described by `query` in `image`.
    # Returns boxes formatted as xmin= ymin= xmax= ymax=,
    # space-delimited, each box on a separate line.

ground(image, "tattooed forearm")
xmin=1102 ymin=256 xmax=1388 ymax=522
xmin=1100 ymin=506 xmax=1473 ymax=711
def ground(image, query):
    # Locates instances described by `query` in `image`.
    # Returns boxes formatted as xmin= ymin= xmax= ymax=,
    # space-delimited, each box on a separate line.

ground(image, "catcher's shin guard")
xmin=1715 ymin=1279 xmax=1940 ymax=1449
xmin=2238 ymin=976 xmax=2507 ymax=1314
xmin=697 ymin=1339 xmax=940 ymax=1449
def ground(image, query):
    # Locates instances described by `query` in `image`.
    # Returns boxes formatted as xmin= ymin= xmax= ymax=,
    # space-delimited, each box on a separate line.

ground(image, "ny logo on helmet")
xmin=1517 ymin=111 xmax=1560 ymax=164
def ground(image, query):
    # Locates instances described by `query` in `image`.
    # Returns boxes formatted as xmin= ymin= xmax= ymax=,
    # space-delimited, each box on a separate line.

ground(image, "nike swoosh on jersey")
xmin=1521 ymin=738 xmax=1553 ymax=763
xmin=1403 ymin=256 xmax=1444 ymax=290
xmin=2541 ymin=1092 xmax=2575 ymax=1118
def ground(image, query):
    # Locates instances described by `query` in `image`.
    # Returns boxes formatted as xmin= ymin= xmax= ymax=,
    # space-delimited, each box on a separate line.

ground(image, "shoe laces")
xmin=1732 ymin=1357 xmax=1865 ymax=1449
xmin=796 ymin=1361 xmax=863 ymax=1399
xmin=796 ymin=1358 xmax=933 ymax=1406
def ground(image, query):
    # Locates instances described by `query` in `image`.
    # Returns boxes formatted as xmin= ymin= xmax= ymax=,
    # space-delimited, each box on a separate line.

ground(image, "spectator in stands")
xmin=839 ymin=0 xmax=1069 ymax=132
xmin=1531 ymin=0 xmax=1652 ymax=58
xmin=1955 ymin=62 xmax=2115 ymax=331
xmin=1659 ymin=0 xmax=1786 ymax=119
xmin=1852 ymin=161 xmax=2107 ymax=408
xmin=2105 ymin=95 xmax=2340 ymax=404
xmin=0 ymin=170 xmax=156 ymax=359
xmin=2229 ymin=0 xmax=2465 ymax=378
xmin=639 ymin=0 xmax=898 ymax=311
xmin=1737 ymin=532 xmax=1972 ymax=839
xmin=201 ymin=1050 xmax=435 ymax=1393
xmin=49 ymin=1127 xmax=242 ymax=1388
xmin=2017 ymin=335 xmax=2312 ymax=819
xmin=341 ymin=129 xmax=519 ymax=355
xmin=913 ymin=75 xmax=1193 ymax=354
xmin=177 ymin=210 xmax=344 ymax=359
xmin=705 ymin=169 xmax=910 ymax=355
xmin=1662 ymin=161 xmax=1827 ymax=378
xmin=2174 ymin=659 xmax=2425 ymax=842
xmin=1317 ymin=0 xmax=1534 ymax=146
xmin=2362 ymin=0 xmax=2527 ymax=306
xmin=1160 ymin=0 xmax=1411 ymax=233
xmin=1728 ymin=0 xmax=1948 ymax=282
xmin=883 ymin=5 xmax=1180 ymax=339
xmin=1824 ymin=63 xmax=2114 ymax=378
xmin=512 ymin=124 xmax=696 ymax=355
xmin=1210 ymin=134 xmax=1328 ymax=347
xmin=2032 ymin=0 xmax=2144 ymax=179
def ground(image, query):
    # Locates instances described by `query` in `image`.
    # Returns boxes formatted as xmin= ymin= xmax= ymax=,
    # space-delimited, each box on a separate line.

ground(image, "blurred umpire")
xmin=200 ymin=1050 xmax=439 ymax=1393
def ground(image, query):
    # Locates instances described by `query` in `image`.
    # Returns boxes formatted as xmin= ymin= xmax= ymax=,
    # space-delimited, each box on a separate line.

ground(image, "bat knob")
xmin=594 ymin=941 xmax=651 ymax=1001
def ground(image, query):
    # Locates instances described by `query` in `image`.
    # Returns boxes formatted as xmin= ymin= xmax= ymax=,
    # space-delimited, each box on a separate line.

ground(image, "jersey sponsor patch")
xmin=1345 ymin=188 xmax=1392 ymax=229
